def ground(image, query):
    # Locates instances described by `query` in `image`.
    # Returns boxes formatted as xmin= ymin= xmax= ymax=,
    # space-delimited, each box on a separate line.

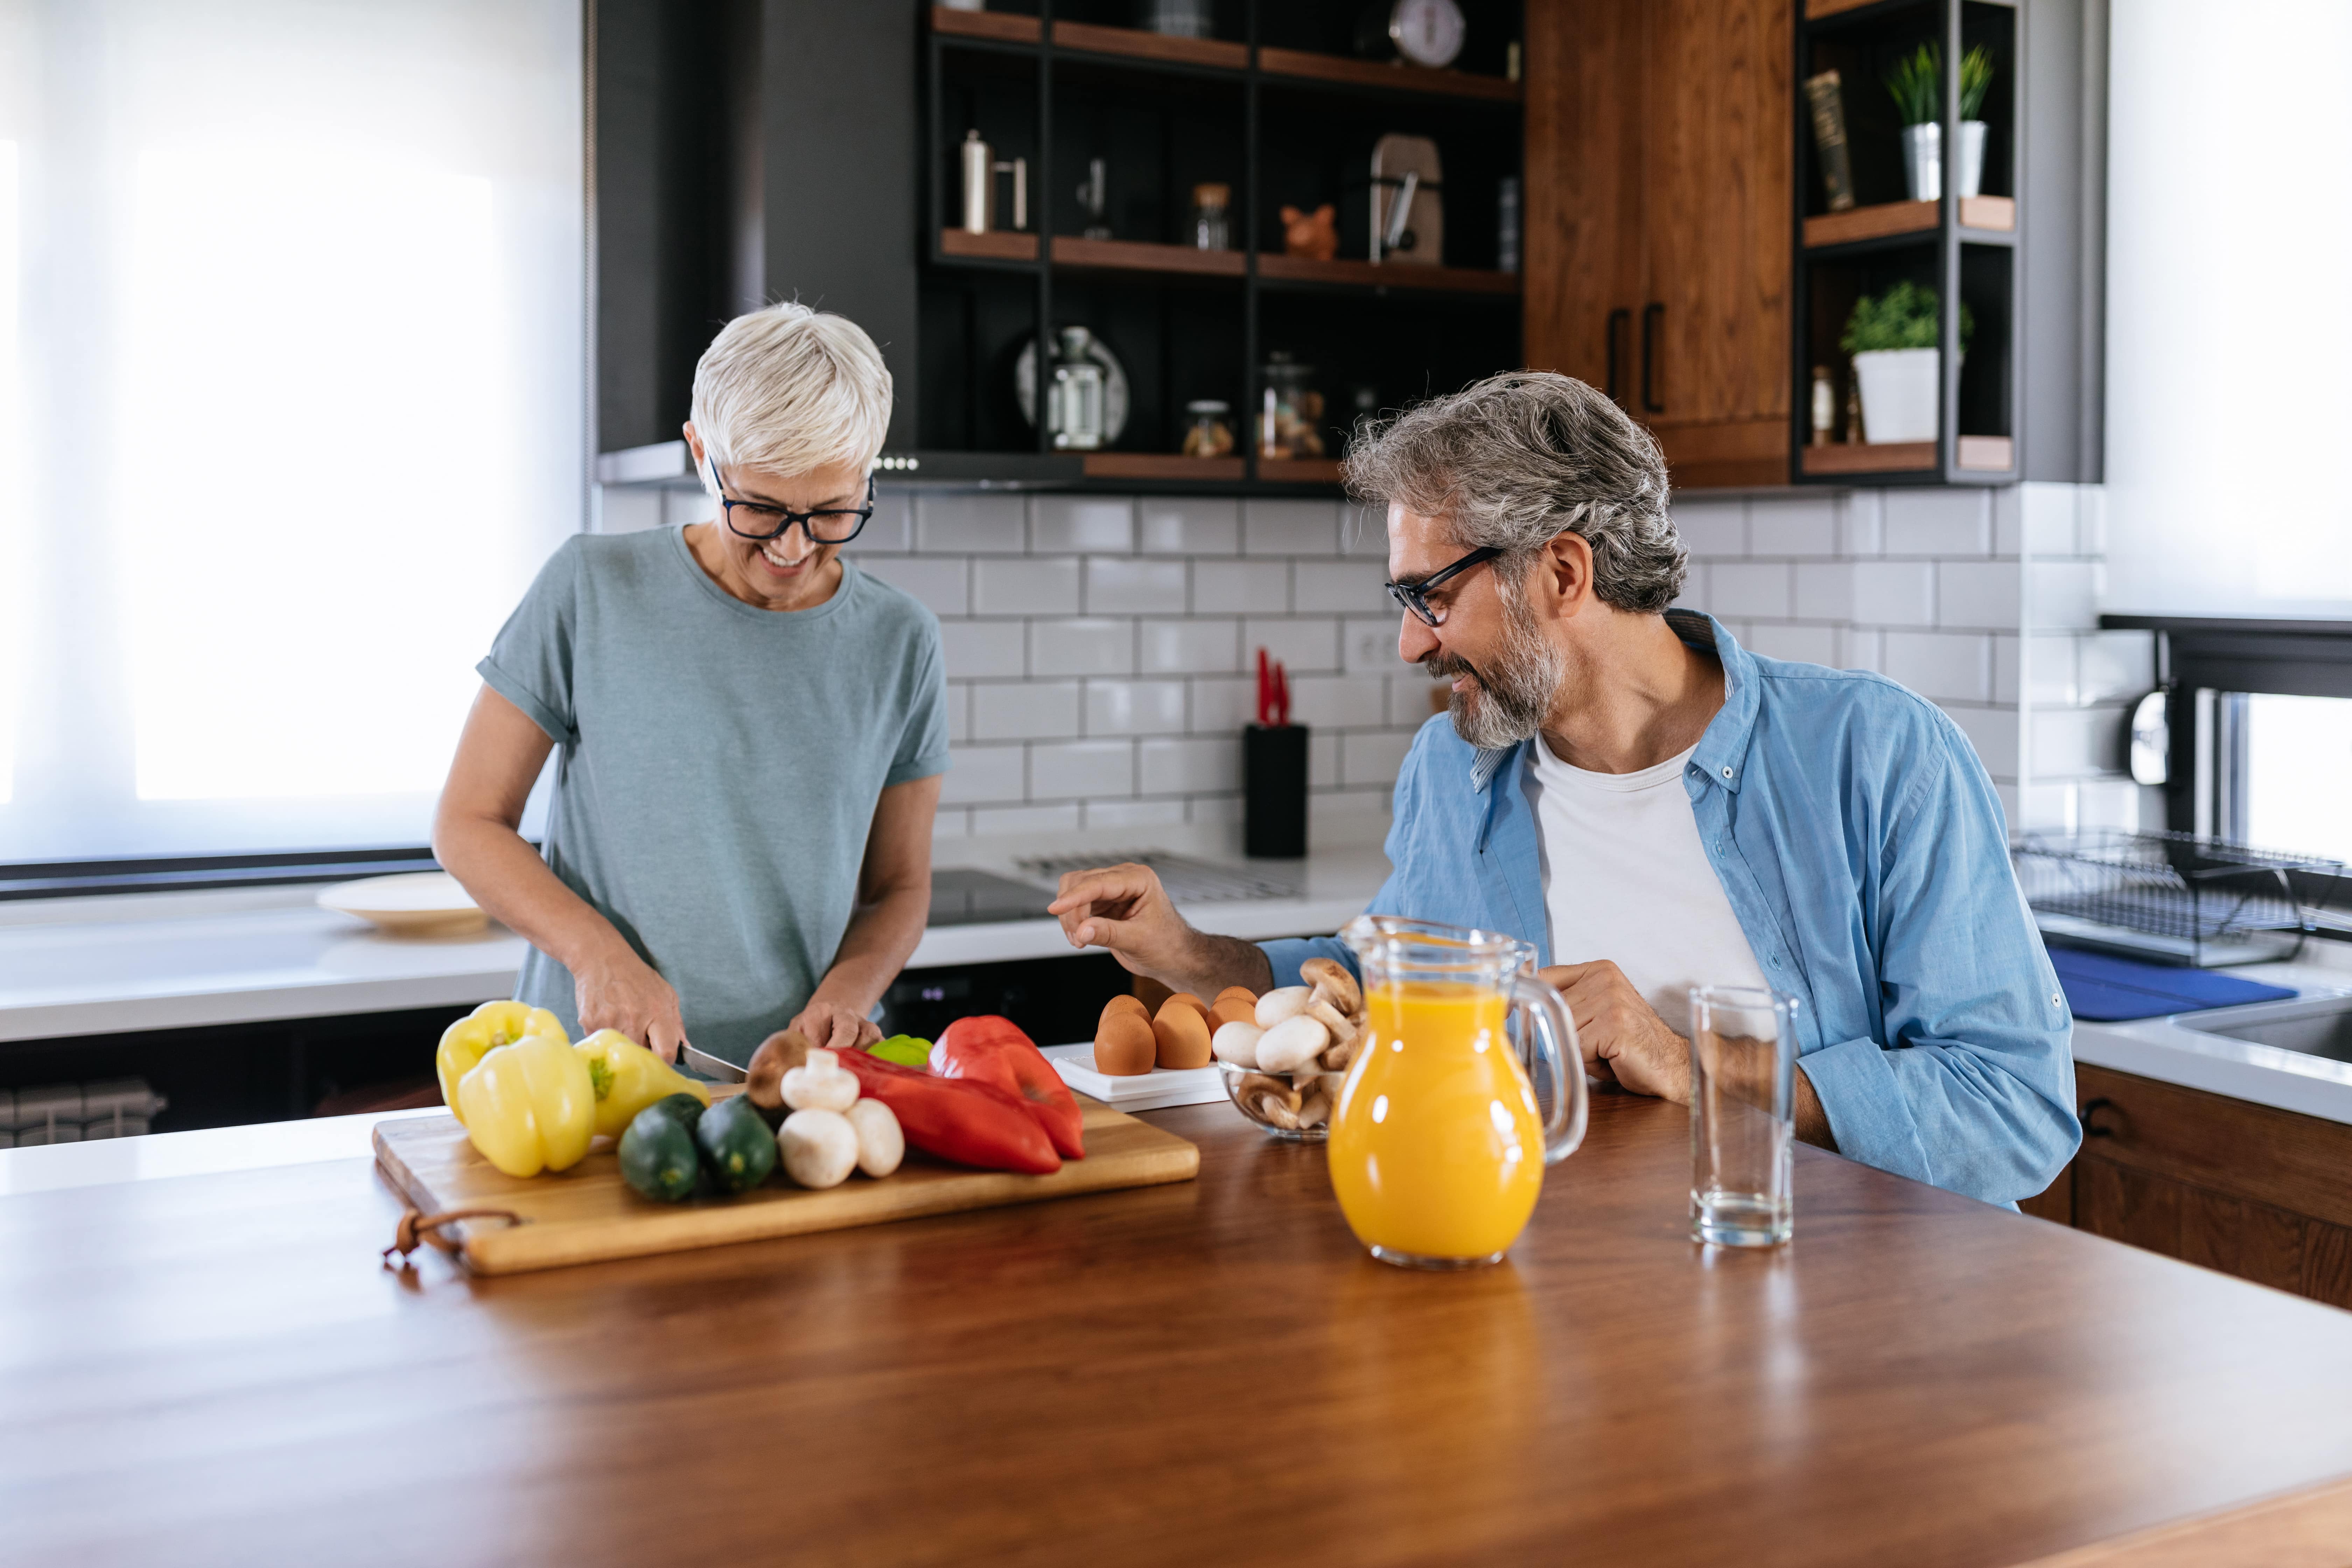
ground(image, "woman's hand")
xmin=789 ymin=999 xmax=884 ymax=1056
xmin=574 ymin=947 xmax=689 ymax=1063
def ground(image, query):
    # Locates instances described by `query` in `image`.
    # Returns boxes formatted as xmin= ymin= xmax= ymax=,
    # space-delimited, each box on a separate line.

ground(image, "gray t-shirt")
xmin=478 ymin=527 xmax=948 ymax=1066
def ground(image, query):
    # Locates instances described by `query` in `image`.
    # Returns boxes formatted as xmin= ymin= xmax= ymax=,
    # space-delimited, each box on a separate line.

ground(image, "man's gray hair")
xmin=1343 ymin=371 xmax=1686 ymax=614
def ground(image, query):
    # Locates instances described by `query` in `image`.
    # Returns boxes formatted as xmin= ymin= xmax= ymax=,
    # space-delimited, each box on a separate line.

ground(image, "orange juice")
xmin=1328 ymin=980 xmax=1547 ymax=1262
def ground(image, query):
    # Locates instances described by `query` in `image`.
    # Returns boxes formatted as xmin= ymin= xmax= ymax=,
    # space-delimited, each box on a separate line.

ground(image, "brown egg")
xmin=1095 ymin=1010 xmax=1157 ymax=1076
xmin=1164 ymin=992 xmax=1210 ymax=1022
xmin=1212 ymin=985 xmax=1257 ymax=1009
xmin=1101 ymin=994 xmax=1149 ymax=1026
xmin=1208 ymin=997 xmax=1255 ymax=1033
xmin=1153 ymin=999 xmax=1213 ymax=1070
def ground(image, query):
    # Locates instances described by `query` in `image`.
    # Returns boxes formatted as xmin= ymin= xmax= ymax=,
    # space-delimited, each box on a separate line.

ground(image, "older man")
xmin=1049 ymin=371 xmax=2078 ymax=1204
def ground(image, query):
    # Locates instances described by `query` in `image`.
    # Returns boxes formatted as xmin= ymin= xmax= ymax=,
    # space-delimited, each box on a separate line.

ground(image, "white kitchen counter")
xmin=2068 ymin=940 xmax=2352 ymax=1126
xmin=0 ymin=840 xmax=1389 ymax=1043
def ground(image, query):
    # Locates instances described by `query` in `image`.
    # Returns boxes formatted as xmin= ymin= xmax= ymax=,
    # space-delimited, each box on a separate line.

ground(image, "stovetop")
xmin=928 ymin=868 xmax=1057 ymax=927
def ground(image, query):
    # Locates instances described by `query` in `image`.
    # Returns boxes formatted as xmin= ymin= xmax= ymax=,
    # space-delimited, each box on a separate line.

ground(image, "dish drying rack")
xmin=2011 ymin=830 xmax=2346 ymax=967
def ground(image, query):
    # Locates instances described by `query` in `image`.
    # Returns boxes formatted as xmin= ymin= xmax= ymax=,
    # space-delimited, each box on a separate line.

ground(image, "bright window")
xmin=0 ymin=0 xmax=581 ymax=861
xmin=2245 ymin=694 xmax=2352 ymax=865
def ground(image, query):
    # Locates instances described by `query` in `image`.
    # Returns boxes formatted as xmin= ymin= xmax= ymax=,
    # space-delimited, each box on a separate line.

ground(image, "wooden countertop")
xmin=7 ymin=1096 xmax=2352 ymax=1565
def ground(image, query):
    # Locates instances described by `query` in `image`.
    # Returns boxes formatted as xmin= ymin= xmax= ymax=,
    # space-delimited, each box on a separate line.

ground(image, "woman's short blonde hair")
xmin=690 ymin=302 xmax=892 ymax=483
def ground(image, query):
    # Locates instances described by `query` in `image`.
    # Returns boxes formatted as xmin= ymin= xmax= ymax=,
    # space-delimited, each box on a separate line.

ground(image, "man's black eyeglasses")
xmin=708 ymin=457 xmax=877 ymax=545
xmin=1386 ymin=546 xmax=1502 ymax=628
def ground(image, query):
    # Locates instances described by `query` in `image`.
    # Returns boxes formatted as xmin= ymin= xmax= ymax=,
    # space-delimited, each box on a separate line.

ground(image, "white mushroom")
xmin=1295 ymin=1091 xmax=1331 ymax=1129
xmin=1304 ymin=999 xmax=1358 ymax=1046
xmin=1256 ymin=1013 xmax=1331 ymax=1074
xmin=780 ymin=1048 xmax=860 ymax=1113
xmin=844 ymin=1099 xmax=904 ymax=1178
xmin=777 ymin=1107 xmax=860 ymax=1189
xmin=1211 ymin=1020 xmax=1265 ymax=1069
xmin=1298 ymin=957 xmax=1363 ymax=1017
xmin=1254 ymin=986 xmax=1312 ymax=1029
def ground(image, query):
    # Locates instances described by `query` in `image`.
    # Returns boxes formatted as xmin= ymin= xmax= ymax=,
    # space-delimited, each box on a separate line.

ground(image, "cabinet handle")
xmin=1640 ymin=302 xmax=1664 ymax=413
xmin=2080 ymin=1097 xmax=2116 ymax=1138
xmin=1605 ymin=308 xmax=1630 ymax=405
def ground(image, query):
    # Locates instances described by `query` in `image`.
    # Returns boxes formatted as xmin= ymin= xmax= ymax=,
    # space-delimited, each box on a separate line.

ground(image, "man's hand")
xmin=1046 ymin=863 xmax=1274 ymax=997
xmin=789 ymin=999 xmax=884 ymax=1056
xmin=575 ymin=947 xmax=690 ymax=1063
xmin=1541 ymin=960 xmax=1691 ymax=1103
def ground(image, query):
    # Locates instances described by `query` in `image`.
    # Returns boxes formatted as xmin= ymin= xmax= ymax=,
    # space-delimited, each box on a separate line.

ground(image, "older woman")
xmin=435 ymin=304 xmax=946 ymax=1068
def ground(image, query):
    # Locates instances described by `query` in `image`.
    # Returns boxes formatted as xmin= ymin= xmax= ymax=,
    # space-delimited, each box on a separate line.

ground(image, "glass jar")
xmin=1259 ymin=353 xmax=1325 ymax=459
xmin=1191 ymin=182 xmax=1231 ymax=252
xmin=1182 ymin=399 xmax=1233 ymax=458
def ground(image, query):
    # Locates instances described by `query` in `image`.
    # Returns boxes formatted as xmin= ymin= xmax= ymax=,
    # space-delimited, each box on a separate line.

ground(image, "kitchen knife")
xmin=681 ymin=1042 xmax=748 ymax=1084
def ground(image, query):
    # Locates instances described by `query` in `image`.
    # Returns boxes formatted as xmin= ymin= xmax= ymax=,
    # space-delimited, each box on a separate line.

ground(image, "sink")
xmin=2177 ymin=995 xmax=2352 ymax=1065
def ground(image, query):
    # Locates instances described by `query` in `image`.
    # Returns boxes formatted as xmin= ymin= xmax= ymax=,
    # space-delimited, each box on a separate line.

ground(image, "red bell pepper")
xmin=930 ymin=1015 xmax=1086 ymax=1160
xmin=831 ymin=1048 xmax=1061 ymax=1175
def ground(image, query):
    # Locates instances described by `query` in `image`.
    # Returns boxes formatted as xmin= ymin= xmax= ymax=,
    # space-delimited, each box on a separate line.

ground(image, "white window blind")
xmin=0 ymin=0 xmax=582 ymax=861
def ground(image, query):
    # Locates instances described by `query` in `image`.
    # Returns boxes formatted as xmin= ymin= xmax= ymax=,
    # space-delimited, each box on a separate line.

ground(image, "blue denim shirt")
xmin=1265 ymin=611 xmax=2079 ymax=1206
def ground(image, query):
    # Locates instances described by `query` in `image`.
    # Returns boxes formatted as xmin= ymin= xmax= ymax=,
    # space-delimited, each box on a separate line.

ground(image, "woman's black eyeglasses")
xmin=707 ymin=457 xmax=877 ymax=545
xmin=1386 ymin=546 xmax=1502 ymax=627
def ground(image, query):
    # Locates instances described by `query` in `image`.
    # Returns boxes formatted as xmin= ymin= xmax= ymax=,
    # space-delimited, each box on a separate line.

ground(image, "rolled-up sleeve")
xmin=1805 ymin=720 xmax=2080 ymax=1204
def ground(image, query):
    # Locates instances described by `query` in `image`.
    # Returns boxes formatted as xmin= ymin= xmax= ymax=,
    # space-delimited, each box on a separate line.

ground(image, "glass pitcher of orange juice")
xmin=1328 ymin=915 xmax=1589 ymax=1269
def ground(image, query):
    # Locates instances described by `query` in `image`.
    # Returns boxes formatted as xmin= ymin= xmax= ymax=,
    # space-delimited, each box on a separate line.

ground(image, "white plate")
xmin=316 ymin=872 xmax=488 ymax=937
xmin=1040 ymin=1042 xmax=1230 ymax=1113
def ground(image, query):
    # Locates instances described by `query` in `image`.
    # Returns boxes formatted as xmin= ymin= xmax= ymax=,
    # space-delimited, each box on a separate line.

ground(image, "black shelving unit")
xmin=918 ymin=0 xmax=1525 ymax=492
xmin=1791 ymin=0 xmax=2020 ymax=488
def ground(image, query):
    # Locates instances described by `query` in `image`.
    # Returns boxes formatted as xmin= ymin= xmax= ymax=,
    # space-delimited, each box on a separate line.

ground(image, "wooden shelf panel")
xmin=1050 ymin=21 xmax=1247 ymax=71
xmin=1803 ymin=194 xmax=2015 ymax=251
xmin=1083 ymin=453 xmax=1245 ymax=482
xmin=1257 ymin=457 xmax=1344 ymax=484
xmin=1255 ymin=253 xmax=1521 ymax=295
xmin=931 ymin=6 xmax=1039 ymax=46
xmin=1804 ymin=0 xmax=1888 ymax=18
xmin=1050 ymin=236 xmax=1245 ymax=278
xmin=1800 ymin=441 xmax=1937 ymax=476
xmin=940 ymin=228 xmax=1038 ymax=262
xmin=1256 ymin=47 xmax=1520 ymax=103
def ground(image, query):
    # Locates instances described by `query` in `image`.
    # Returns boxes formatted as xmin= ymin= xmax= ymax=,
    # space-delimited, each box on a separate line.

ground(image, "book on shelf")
xmin=1805 ymin=70 xmax=1856 ymax=214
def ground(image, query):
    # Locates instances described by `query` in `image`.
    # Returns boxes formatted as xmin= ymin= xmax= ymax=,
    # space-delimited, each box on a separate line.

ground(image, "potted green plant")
xmin=1840 ymin=281 xmax=1974 ymax=443
xmin=1885 ymin=43 xmax=1995 ymax=202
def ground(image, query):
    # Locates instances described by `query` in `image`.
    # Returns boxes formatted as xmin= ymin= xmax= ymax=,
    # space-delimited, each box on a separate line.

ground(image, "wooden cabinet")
xmin=1523 ymin=0 xmax=1792 ymax=489
xmin=2026 ymin=1063 xmax=2352 ymax=1310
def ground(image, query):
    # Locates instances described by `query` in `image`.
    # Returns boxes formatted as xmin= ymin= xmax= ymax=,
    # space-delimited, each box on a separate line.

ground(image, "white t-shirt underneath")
xmin=1525 ymin=737 xmax=1769 ymax=1039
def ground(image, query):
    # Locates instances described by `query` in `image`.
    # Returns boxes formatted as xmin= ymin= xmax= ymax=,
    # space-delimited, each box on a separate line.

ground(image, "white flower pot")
xmin=1955 ymin=120 xmax=1988 ymax=198
xmin=1901 ymin=121 xmax=1990 ymax=202
xmin=1851 ymin=348 xmax=1939 ymax=443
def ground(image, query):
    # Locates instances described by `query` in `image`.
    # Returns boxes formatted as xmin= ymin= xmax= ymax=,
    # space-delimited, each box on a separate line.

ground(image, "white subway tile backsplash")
xmin=1086 ymin=797 xmax=1188 ymax=829
xmin=858 ymin=556 xmax=969 ymax=617
xmin=2075 ymin=776 xmax=2143 ymax=832
xmin=1140 ymin=735 xmax=1241 ymax=793
xmin=1288 ymin=674 xmax=1387 ymax=728
xmin=1141 ymin=618 xmax=1240 ymax=674
xmin=1243 ymin=499 xmax=1338 ymax=555
xmin=1882 ymin=630 xmax=1992 ymax=702
xmin=1748 ymin=496 xmax=1839 ymax=558
xmin=2033 ymin=707 xmax=2121 ymax=779
xmin=973 ymin=556 xmax=1080 ymax=616
xmin=1086 ymin=679 xmax=1187 ymax=735
xmin=1389 ymin=673 xmax=1446 ymax=726
xmin=1939 ymin=561 xmax=2022 ymax=629
xmin=1029 ymin=739 xmax=1135 ymax=800
xmin=854 ymin=490 xmax=916 ymax=553
xmin=1670 ymin=498 xmax=1746 ymax=558
xmin=1993 ymin=634 xmax=2020 ymax=704
xmin=1188 ymin=793 xmax=1245 ymax=826
xmin=1674 ymin=563 xmax=1711 ymax=615
xmin=1794 ymin=561 xmax=1853 ymax=621
xmin=945 ymin=685 xmax=970 ymax=744
xmin=1341 ymin=503 xmax=1389 ymax=557
xmin=1138 ymin=497 xmax=1239 ymax=555
xmin=1884 ymin=489 xmax=1991 ymax=557
xmin=1293 ymin=560 xmax=1390 ymax=614
xmin=1085 ymin=558 xmax=1187 ymax=615
xmin=1941 ymin=704 xmax=2021 ymax=779
xmin=918 ymin=493 xmax=1025 ymax=553
xmin=1837 ymin=626 xmax=1884 ymax=672
xmin=1992 ymin=485 xmax=2023 ymax=558
xmin=2079 ymin=631 xmax=2156 ymax=706
xmin=1839 ymin=490 xmax=1885 ymax=556
xmin=2028 ymin=560 xmax=2100 ymax=632
xmin=1708 ymin=561 xmax=1793 ymax=620
xmin=1244 ymin=617 xmax=1341 ymax=674
xmin=939 ymin=618 xmax=1025 ymax=678
xmin=1309 ymin=729 xmax=1340 ymax=787
xmin=1746 ymin=623 xmax=1839 ymax=666
xmin=2019 ymin=482 xmax=2077 ymax=556
xmin=972 ymin=803 xmax=1082 ymax=836
xmin=971 ymin=681 xmax=1080 ymax=741
xmin=1343 ymin=617 xmax=1404 ymax=676
xmin=940 ymin=744 xmax=1025 ymax=805
xmin=1850 ymin=561 xmax=1937 ymax=626
xmin=1029 ymin=618 xmax=1133 ymax=677
xmin=1191 ymin=558 xmax=1290 ymax=614
xmin=1030 ymin=496 xmax=1134 ymax=554
xmin=1343 ymin=730 xmax=1414 ymax=789
xmin=2024 ymin=634 xmax=2079 ymax=707
xmin=1190 ymin=676 xmax=1258 ymax=733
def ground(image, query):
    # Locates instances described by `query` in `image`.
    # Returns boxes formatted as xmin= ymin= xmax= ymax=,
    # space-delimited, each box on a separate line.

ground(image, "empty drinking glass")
xmin=1688 ymin=985 xmax=1799 ymax=1247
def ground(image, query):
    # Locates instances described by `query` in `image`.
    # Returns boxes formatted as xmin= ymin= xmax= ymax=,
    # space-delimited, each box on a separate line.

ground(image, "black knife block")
xmin=1244 ymin=723 xmax=1309 ymax=859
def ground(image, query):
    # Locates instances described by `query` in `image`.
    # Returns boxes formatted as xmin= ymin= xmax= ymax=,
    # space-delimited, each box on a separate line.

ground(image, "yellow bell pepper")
xmin=574 ymin=1029 xmax=711 ymax=1139
xmin=437 ymin=1000 xmax=568 ymax=1121
xmin=455 ymin=1028 xmax=596 ymax=1178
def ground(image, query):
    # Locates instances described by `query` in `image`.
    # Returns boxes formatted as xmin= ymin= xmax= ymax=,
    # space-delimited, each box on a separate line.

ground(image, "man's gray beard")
xmin=1431 ymin=587 xmax=1563 ymax=749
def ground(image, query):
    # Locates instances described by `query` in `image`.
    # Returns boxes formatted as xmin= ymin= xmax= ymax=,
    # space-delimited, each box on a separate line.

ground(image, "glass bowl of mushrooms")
xmin=1210 ymin=957 xmax=1365 ymax=1141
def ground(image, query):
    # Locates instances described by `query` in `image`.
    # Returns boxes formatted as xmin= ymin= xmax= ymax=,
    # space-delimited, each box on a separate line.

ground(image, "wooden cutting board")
xmin=373 ymin=1092 xmax=1199 ymax=1275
